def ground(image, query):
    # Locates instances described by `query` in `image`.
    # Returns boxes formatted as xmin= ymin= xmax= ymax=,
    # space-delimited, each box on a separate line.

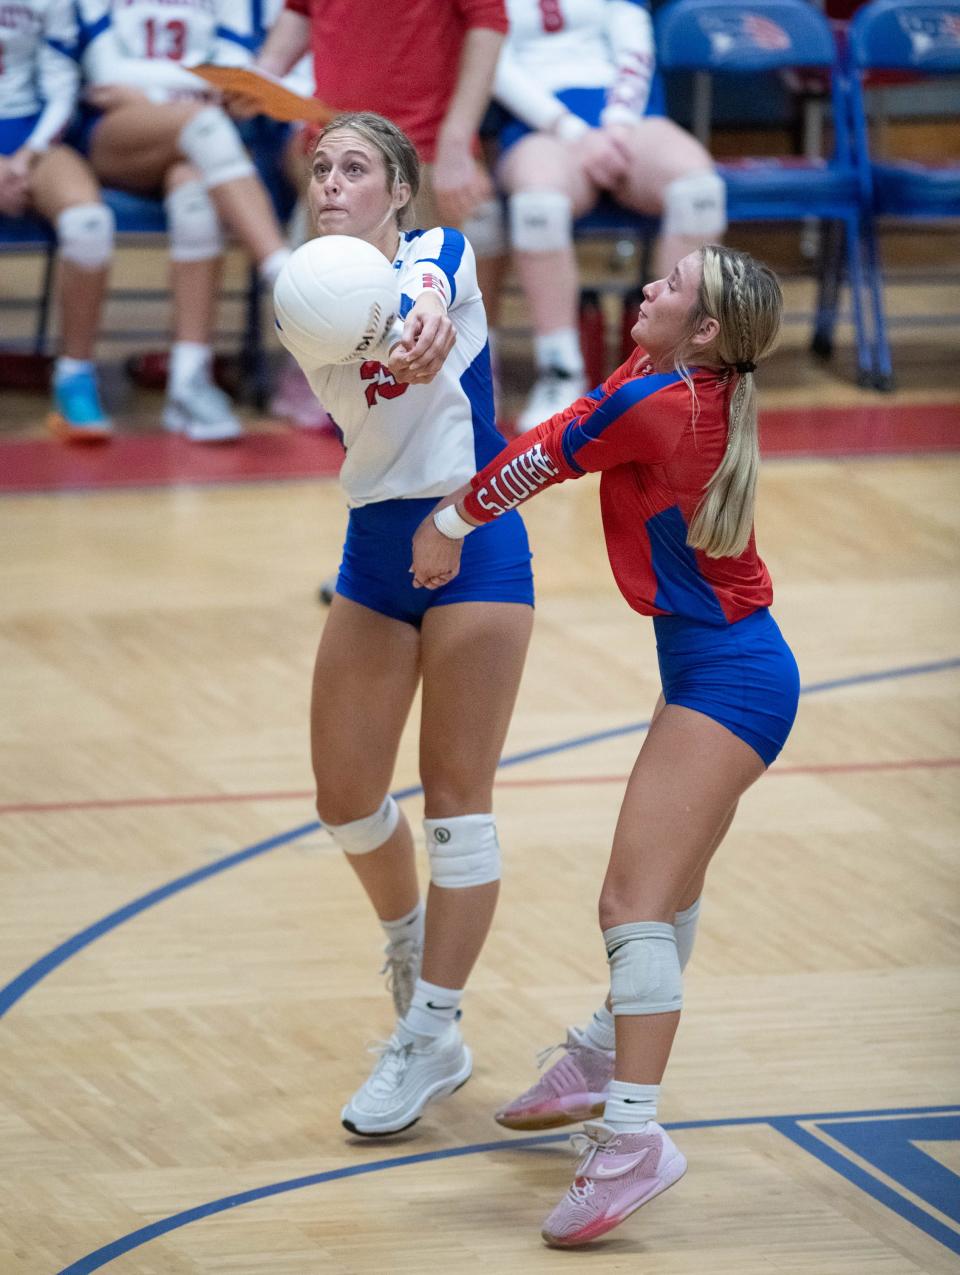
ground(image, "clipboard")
xmin=188 ymin=64 xmax=335 ymax=124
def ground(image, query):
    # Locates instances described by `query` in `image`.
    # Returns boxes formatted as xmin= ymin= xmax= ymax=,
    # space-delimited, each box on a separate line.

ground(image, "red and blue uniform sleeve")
xmin=462 ymin=356 xmax=686 ymax=523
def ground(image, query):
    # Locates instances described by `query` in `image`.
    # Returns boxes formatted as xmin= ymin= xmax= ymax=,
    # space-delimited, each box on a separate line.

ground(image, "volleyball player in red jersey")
xmin=411 ymin=244 xmax=800 ymax=1248
xmin=256 ymin=0 xmax=507 ymax=225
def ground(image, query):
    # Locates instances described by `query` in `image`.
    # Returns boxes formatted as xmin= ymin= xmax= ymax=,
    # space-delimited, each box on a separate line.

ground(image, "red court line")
xmin=1 ymin=402 xmax=958 ymax=493
xmin=0 ymin=425 xmax=344 ymax=493
xmin=2 ymin=757 xmax=956 ymax=816
xmin=759 ymin=402 xmax=960 ymax=457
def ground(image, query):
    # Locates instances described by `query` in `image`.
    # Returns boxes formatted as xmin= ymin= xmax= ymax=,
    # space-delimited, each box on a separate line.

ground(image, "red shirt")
xmin=284 ymin=0 xmax=508 ymax=160
xmin=462 ymin=349 xmax=774 ymax=625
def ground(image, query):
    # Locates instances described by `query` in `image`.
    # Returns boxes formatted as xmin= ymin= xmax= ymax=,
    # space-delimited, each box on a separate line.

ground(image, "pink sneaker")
xmin=270 ymin=356 xmax=339 ymax=433
xmin=541 ymin=1120 xmax=686 ymax=1248
xmin=494 ymin=1027 xmax=614 ymax=1130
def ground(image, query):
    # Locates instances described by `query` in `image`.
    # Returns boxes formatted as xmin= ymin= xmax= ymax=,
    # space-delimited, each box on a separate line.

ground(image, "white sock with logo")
xmin=380 ymin=900 xmax=424 ymax=950
xmin=581 ymin=1003 xmax=616 ymax=1052
xmin=534 ymin=327 xmax=583 ymax=375
xmin=603 ymin=1079 xmax=659 ymax=1134
xmin=400 ymin=977 xmax=463 ymax=1040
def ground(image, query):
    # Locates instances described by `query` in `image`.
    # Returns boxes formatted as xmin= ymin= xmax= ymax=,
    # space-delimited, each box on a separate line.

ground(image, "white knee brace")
xmin=462 ymin=197 xmax=507 ymax=259
xmin=605 ymin=921 xmax=683 ymax=1016
xmin=55 ymin=203 xmax=114 ymax=269
xmin=324 ymin=795 xmax=400 ymax=855
xmin=164 ymin=180 xmax=224 ymax=262
xmin=661 ymin=170 xmax=727 ymax=241
xmin=508 ymin=189 xmax=572 ymax=253
xmin=424 ymin=813 xmax=501 ymax=888
xmin=178 ymin=105 xmax=255 ymax=190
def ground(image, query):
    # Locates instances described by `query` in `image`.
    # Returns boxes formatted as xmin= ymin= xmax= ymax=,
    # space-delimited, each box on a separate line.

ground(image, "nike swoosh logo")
xmin=426 ymin=1001 xmax=455 ymax=1011
xmin=591 ymin=1149 xmax=653 ymax=1178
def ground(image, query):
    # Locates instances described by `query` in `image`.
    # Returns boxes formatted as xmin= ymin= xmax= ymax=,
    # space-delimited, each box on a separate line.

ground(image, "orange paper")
xmin=189 ymin=64 xmax=334 ymax=124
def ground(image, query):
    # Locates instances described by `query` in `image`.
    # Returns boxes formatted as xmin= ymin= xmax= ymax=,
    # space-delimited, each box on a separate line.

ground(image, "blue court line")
xmin=2 ymin=654 xmax=958 ymax=1022
xmin=57 ymin=1104 xmax=960 ymax=1273
xmin=772 ymin=1114 xmax=960 ymax=1257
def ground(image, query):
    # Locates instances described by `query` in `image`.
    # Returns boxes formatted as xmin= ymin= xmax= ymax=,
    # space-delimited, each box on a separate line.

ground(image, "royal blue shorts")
xmin=336 ymin=498 xmax=534 ymax=628
xmin=498 ymin=80 xmax=666 ymax=155
xmin=653 ymin=608 xmax=799 ymax=767
xmin=0 ymin=113 xmax=41 ymax=157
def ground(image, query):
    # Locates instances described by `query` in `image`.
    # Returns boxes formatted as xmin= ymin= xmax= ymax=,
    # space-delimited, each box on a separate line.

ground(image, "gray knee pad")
xmin=324 ymin=795 xmax=400 ymax=855
xmin=605 ymin=921 xmax=682 ymax=1015
xmin=164 ymin=180 xmax=224 ymax=262
xmin=508 ymin=189 xmax=572 ymax=253
xmin=178 ymin=105 xmax=255 ymax=190
xmin=424 ymin=813 xmax=501 ymax=888
xmin=462 ymin=197 xmax=507 ymax=259
xmin=661 ymin=170 xmax=727 ymax=240
xmin=56 ymin=203 xmax=114 ymax=269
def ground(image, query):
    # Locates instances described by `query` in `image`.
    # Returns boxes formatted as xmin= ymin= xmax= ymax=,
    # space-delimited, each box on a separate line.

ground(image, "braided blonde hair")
xmin=680 ymin=245 xmax=783 ymax=558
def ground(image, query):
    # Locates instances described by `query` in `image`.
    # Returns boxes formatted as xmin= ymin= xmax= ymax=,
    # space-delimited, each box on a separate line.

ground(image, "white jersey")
xmin=496 ymin=0 xmax=654 ymax=132
xmin=278 ymin=227 xmax=504 ymax=508
xmin=0 ymin=0 xmax=79 ymax=150
xmin=78 ymin=0 xmax=255 ymax=103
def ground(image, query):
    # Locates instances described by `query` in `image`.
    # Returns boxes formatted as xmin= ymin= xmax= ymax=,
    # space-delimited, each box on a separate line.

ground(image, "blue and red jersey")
xmin=462 ymin=348 xmax=774 ymax=625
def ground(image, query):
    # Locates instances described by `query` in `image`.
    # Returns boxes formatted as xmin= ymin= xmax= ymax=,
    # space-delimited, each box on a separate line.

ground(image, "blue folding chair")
xmin=0 ymin=121 xmax=297 ymax=405
xmin=846 ymin=0 xmax=960 ymax=389
xmin=654 ymin=0 xmax=883 ymax=387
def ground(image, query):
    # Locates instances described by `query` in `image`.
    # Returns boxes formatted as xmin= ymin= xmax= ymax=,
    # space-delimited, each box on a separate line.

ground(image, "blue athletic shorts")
xmin=64 ymin=106 xmax=104 ymax=157
xmin=336 ymin=497 xmax=534 ymax=628
xmin=0 ymin=113 xmax=41 ymax=157
xmin=653 ymin=608 xmax=799 ymax=766
xmin=498 ymin=80 xmax=666 ymax=154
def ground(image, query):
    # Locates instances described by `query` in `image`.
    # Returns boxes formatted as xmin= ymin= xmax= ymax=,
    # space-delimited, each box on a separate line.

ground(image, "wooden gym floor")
xmin=1 ymin=234 xmax=958 ymax=1273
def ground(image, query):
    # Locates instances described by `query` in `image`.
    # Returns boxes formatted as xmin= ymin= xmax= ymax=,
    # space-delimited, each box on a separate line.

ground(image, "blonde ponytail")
xmin=682 ymin=245 xmax=782 ymax=558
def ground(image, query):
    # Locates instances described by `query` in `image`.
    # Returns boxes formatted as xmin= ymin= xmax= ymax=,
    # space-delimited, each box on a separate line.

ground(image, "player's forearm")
xmin=437 ymin=26 xmax=504 ymax=148
xmin=461 ymin=420 xmax=571 ymax=523
xmin=255 ymin=10 xmax=310 ymax=78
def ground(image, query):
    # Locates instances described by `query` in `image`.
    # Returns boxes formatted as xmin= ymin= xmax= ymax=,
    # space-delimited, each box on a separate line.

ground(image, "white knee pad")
xmin=425 ymin=813 xmax=501 ymax=888
xmin=462 ymin=197 xmax=507 ymax=259
xmin=324 ymin=795 xmax=400 ymax=856
xmin=178 ymin=105 xmax=255 ymax=190
xmin=55 ymin=203 xmax=114 ymax=269
xmin=605 ymin=921 xmax=683 ymax=1016
xmin=508 ymin=189 xmax=572 ymax=253
xmin=661 ymin=170 xmax=727 ymax=241
xmin=164 ymin=180 xmax=224 ymax=262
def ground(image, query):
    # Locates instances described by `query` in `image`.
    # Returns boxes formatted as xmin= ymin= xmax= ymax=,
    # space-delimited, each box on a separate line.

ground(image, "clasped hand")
xmin=410 ymin=508 xmax=464 ymax=590
xmin=387 ymin=292 xmax=456 ymax=385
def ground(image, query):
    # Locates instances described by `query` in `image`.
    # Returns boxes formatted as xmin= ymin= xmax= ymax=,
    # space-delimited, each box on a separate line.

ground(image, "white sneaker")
xmin=341 ymin=1024 xmax=472 ymax=1136
xmin=163 ymin=371 xmax=242 ymax=443
xmin=380 ymin=936 xmax=422 ymax=1019
xmin=517 ymin=367 xmax=588 ymax=433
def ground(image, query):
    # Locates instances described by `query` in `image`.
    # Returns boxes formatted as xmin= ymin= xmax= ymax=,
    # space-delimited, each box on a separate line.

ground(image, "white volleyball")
xmin=273 ymin=235 xmax=399 ymax=366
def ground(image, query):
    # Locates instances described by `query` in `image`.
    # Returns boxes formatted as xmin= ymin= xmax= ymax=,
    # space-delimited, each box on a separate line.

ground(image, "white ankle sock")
xmin=54 ymin=356 xmax=93 ymax=382
xmin=381 ymin=900 xmax=424 ymax=949
xmin=259 ymin=247 xmax=291 ymax=287
xmin=675 ymin=897 xmax=701 ymax=971
xmin=603 ymin=1079 xmax=659 ymax=1133
xmin=170 ymin=342 xmax=211 ymax=394
xmin=534 ymin=327 xmax=583 ymax=375
xmin=401 ymin=978 xmax=462 ymax=1039
xmin=582 ymin=1003 xmax=616 ymax=1052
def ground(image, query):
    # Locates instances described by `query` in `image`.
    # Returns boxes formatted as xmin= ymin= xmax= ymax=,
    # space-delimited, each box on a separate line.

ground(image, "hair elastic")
xmin=734 ymin=360 xmax=756 ymax=374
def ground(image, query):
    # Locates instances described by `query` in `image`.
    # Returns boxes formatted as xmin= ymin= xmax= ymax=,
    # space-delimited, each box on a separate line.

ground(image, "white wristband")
xmin=433 ymin=503 xmax=476 ymax=540
xmin=553 ymin=112 xmax=590 ymax=142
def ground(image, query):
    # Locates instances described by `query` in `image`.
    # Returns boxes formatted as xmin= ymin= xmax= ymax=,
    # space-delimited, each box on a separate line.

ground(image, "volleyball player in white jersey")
xmin=0 ymin=0 xmax=113 ymax=438
xmin=275 ymin=111 xmax=534 ymax=1137
xmin=75 ymin=0 xmax=291 ymax=441
xmin=492 ymin=0 xmax=727 ymax=430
